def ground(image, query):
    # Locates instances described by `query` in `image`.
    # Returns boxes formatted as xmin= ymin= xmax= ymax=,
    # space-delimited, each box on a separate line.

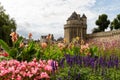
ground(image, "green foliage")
xmin=40 ymin=44 xmax=64 ymax=60
xmin=95 ymin=14 xmax=110 ymax=32
xmin=35 ymin=49 xmax=41 ymax=60
xmin=110 ymin=14 xmax=120 ymax=30
xmin=17 ymin=41 xmax=37 ymax=61
xmin=65 ymin=46 xmax=80 ymax=56
xmin=0 ymin=56 xmax=11 ymax=61
xmin=0 ymin=39 xmax=10 ymax=53
xmin=0 ymin=3 xmax=16 ymax=46
xmin=14 ymin=37 xmax=23 ymax=48
xmin=89 ymin=46 xmax=99 ymax=57
xmin=0 ymin=36 xmax=37 ymax=61
xmin=52 ymin=59 xmax=120 ymax=80
xmin=9 ymin=48 xmax=18 ymax=58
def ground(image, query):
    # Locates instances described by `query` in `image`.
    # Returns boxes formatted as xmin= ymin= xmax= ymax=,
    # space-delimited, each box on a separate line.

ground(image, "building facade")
xmin=64 ymin=12 xmax=87 ymax=43
xmin=64 ymin=12 xmax=120 ymax=48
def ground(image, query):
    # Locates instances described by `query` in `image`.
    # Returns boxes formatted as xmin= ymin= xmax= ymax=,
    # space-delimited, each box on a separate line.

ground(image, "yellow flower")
xmin=63 ymin=38 xmax=66 ymax=43
xmin=76 ymin=37 xmax=80 ymax=41
xmin=81 ymin=39 xmax=85 ymax=45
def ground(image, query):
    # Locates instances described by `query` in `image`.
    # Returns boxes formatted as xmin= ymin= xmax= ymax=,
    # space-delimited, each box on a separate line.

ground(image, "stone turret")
xmin=64 ymin=12 xmax=87 ymax=43
xmin=82 ymin=14 xmax=87 ymax=37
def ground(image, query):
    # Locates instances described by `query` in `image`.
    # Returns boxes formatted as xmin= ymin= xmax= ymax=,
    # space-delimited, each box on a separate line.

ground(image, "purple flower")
xmin=59 ymin=58 xmax=65 ymax=68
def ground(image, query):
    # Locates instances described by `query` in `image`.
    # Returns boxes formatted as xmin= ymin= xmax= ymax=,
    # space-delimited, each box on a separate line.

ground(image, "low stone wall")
xmin=87 ymin=30 xmax=120 ymax=38
xmin=86 ymin=30 xmax=120 ymax=49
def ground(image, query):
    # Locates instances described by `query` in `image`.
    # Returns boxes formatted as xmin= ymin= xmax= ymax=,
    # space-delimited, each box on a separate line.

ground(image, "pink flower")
xmin=8 ymin=66 xmax=15 ymax=72
xmin=44 ymin=65 xmax=52 ymax=72
xmin=47 ymin=60 xmax=53 ymax=66
xmin=0 ymin=59 xmax=58 ymax=79
xmin=16 ymin=74 xmax=22 ymax=80
xmin=40 ymin=72 xmax=50 ymax=79
xmin=33 ymin=58 xmax=37 ymax=62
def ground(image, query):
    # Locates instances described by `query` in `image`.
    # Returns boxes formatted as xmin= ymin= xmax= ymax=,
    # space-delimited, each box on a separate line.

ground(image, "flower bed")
xmin=0 ymin=32 xmax=120 ymax=80
xmin=0 ymin=59 xmax=58 ymax=80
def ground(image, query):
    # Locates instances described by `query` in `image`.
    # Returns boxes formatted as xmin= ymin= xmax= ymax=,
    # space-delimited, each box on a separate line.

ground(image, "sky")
xmin=0 ymin=0 xmax=120 ymax=40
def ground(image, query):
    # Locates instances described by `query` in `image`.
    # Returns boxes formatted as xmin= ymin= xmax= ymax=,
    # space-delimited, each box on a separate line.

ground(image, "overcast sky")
xmin=0 ymin=0 xmax=120 ymax=39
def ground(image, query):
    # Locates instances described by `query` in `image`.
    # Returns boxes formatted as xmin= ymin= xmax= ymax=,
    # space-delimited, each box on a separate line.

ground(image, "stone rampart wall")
xmin=86 ymin=30 xmax=120 ymax=49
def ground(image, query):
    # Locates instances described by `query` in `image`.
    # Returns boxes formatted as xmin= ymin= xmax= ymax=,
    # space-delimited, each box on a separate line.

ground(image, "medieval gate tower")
xmin=64 ymin=12 xmax=87 ymax=43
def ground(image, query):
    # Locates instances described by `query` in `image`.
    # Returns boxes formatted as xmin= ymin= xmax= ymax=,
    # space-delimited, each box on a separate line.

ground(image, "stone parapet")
xmin=87 ymin=30 xmax=120 ymax=49
xmin=87 ymin=30 xmax=120 ymax=38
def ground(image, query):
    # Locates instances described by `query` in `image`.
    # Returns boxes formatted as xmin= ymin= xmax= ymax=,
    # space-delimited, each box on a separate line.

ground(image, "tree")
xmin=0 ymin=3 xmax=16 ymax=46
xmin=110 ymin=22 xmax=114 ymax=31
xmin=95 ymin=14 xmax=110 ymax=31
xmin=110 ymin=14 xmax=120 ymax=30
xmin=92 ymin=27 xmax=101 ymax=33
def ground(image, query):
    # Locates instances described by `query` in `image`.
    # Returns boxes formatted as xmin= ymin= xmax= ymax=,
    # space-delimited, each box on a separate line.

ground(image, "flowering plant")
xmin=0 ymin=32 xmax=38 ymax=61
xmin=0 ymin=58 xmax=58 ymax=80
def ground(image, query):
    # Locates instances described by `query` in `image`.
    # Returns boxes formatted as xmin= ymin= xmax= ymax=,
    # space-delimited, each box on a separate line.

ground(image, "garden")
xmin=0 ymin=32 xmax=120 ymax=80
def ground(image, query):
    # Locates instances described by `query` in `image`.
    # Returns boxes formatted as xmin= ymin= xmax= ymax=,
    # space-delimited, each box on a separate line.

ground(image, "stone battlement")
xmin=64 ymin=12 xmax=120 ymax=45
xmin=87 ymin=30 xmax=120 ymax=39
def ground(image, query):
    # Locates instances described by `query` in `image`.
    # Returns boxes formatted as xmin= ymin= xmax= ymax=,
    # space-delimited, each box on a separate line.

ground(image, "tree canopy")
xmin=110 ymin=14 xmax=120 ymax=30
xmin=0 ymin=3 xmax=16 ymax=46
xmin=95 ymin=14 xmax=110 ymax=32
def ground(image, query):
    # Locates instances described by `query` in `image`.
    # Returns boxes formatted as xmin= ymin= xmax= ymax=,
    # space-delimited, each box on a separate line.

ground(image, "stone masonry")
xmin=64 ymin=12 xmax=120 ymax=46
xmin=64 ymin=12 xmax=87 ymax=43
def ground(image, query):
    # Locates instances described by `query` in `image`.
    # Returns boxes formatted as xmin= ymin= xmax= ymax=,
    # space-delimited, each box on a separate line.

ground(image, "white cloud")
xmin=0 ymin=0 xmax=97 ymax=39
xmin=2 ymin=0 xmax=119 ymax=39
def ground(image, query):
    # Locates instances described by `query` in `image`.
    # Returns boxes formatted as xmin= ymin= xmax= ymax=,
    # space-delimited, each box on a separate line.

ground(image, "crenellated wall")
xmin=64 ymin=12 xmax=120 ymax=47
xmin=87 ymin=30 xmax=120 ymax=38
xmin=86 ymin=30 xmax=120 ymax=49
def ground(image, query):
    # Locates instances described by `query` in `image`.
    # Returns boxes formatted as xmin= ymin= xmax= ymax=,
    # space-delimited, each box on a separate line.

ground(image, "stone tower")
xmin=64 ymin=12 xmax=87 ymax=43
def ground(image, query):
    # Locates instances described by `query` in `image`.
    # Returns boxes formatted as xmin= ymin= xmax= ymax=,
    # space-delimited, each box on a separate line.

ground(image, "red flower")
xmin=0 ymin=52 xmax=9 ymax=57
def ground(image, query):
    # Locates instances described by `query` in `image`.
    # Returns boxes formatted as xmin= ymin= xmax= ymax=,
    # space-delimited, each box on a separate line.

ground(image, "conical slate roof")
xmin=82 ymin=14 xmax=86 ymax=18
xmin=68 ymin=12 xmax=78 ymax=20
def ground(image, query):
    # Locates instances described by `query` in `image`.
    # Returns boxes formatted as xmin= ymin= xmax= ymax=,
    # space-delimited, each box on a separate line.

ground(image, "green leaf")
xmin=0 ymin=39 xmax=10 ymax=53
xmin=9 ymin=48 xmax=18 ymax=58
xmin=35 ymin=49 xmax=41 ymax=60
xmin=14 ymin=36 xmax=23 ymax=48
xmin=28 ymin=41 xmax=34 ymax=51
